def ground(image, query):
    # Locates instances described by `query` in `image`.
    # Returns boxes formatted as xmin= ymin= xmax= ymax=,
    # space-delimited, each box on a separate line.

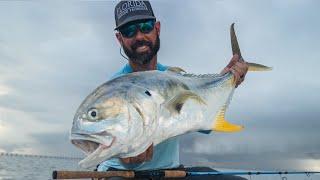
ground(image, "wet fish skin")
xmin=70 ymin=24 xmax=272 ymax=169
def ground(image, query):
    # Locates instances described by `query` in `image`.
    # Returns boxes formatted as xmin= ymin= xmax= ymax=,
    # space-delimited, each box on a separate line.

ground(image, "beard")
xmin=122 ymin=35 xmax=160 ymax=65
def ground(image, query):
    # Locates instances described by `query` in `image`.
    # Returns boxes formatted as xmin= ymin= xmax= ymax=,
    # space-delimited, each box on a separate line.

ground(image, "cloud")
xmin=29 ymin=132 xmax=83 ymax=157
xmin=0 ymin=106 xmax=64 ymax=151
xmin=0 ymin=0 xmax=319 ymax=171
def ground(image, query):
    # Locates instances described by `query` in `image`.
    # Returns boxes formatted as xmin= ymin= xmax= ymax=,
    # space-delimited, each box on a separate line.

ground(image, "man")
xmin=97 ymin=0 xmax=248 ymax=175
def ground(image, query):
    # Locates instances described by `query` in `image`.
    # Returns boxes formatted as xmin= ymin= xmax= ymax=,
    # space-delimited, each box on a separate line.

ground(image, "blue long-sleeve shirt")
xmin=97 ymin=63 xmax=180 ymax=171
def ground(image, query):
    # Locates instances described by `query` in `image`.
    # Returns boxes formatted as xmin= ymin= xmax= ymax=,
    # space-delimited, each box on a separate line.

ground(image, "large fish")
xmin=70 ymin=24 xmax=272 ymax=169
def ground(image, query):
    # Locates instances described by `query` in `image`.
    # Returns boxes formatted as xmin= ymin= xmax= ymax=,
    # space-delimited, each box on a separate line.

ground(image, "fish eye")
xmin=87 ymin=109 xmax=99 ymax=120
xmin=145 ymin=90 xmax=152 ymax=96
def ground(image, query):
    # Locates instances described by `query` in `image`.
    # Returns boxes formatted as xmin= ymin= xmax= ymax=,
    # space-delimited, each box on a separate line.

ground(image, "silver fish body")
xmin=70 ymin=24 xmax=272 ymax=169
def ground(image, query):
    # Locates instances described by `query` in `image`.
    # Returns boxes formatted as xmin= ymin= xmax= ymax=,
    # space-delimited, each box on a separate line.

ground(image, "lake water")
xmin=0 ymin=155 xmax=319 ymax=180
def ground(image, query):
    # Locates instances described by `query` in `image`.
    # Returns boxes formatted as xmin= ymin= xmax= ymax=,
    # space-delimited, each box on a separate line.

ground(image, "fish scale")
xmin=70 ymin=24 xmax=272 ymax=169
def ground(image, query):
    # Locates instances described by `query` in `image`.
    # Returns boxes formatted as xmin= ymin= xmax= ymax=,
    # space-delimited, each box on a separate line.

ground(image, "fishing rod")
xmin=53 ymin=170 xmax=320 ymax=179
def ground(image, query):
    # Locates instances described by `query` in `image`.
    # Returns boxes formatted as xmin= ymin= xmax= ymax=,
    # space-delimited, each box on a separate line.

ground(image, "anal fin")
xmin=212 ymin=105 xmax=243 ymax=132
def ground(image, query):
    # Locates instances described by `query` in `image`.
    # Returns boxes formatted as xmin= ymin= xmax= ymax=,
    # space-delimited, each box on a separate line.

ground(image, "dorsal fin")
xmin=166 ymin=67 xmax=186 ymax=74
xmin=182 ymin=73 xmax=221 ymax=78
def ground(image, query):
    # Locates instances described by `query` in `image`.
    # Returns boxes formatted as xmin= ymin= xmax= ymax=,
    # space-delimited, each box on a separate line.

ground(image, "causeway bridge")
xmin=0 ymin=152 xmax=83 ymax=160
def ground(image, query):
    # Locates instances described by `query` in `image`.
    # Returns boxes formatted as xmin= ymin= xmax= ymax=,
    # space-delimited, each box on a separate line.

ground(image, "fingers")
xmin=135 ymin=150 xmax=148 ymax=163
xmin=230 ymin=68 xmax=241 ymax=88
xmin=218 ymin=54 xmax=249 ymax=87
xmin=231 ymin=61 xmax=248 ymax=87
xmin=120 ymin=144 xmax=153 ymax=164
xmin=228 ymin=54 xmax=240 ymax=68
xmin=220 ymin=67 xmax=230 ymax=75
xmin=220 ymin=54 xmax=240 ymax=75
xmin=146 ymin=144 xmax=153 ymax=161
xmin=120 ymin=157 xmax=131 ymax=164
xmin=120 ymin=154 xmax=146 ymax=164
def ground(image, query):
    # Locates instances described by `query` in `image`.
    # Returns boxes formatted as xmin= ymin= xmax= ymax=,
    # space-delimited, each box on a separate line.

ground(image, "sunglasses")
xmin=119 ymin=20 xmax=155 ymax=38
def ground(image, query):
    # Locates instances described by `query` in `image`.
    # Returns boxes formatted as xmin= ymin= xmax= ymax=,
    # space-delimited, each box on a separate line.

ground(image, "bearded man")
xmin=97 ymin=1 xmax=248 ymax=179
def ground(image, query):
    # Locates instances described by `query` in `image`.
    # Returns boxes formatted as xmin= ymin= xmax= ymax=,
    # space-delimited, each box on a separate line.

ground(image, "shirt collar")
xmin=123 ymin=63 xmax=167 ymax=73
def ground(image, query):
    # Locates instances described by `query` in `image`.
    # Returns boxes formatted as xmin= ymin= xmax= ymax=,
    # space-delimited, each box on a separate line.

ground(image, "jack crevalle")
xmin=70 ymin=24 xmax=272 ymax=169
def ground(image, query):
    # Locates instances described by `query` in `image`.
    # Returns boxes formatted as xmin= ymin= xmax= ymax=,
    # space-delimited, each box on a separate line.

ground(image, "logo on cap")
xmin=116 ymin=1 xmax=148 ymax=19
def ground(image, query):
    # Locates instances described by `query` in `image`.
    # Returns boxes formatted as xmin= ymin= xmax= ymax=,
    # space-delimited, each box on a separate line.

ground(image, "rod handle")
xmin=52 ymin=170 xmax=135 ymax=179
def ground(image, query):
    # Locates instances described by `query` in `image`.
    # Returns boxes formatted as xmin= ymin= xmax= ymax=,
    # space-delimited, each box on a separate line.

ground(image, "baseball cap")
xmin=114 ymin=0 xmax=156 ymax=30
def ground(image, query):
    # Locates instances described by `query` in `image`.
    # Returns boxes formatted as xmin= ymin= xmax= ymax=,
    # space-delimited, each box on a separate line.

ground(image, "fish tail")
xmin=231 ymin=23 xmax=273 ymax=72
xmin=247 ymin=62 xmax=272 ymax=71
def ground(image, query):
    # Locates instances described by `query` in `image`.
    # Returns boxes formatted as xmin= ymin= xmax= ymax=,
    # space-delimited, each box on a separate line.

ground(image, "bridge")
xmin=0 ymin=152 xmax=83 ymax=160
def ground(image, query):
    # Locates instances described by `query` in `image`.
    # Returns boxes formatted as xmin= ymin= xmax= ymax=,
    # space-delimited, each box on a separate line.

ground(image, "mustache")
xmin=131 ymin=40 xmax=153 ymax=51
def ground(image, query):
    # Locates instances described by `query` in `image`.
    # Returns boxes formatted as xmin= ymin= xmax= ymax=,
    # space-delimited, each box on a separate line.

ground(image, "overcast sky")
xmin=0 ymin=0 xmax=319 ymax=171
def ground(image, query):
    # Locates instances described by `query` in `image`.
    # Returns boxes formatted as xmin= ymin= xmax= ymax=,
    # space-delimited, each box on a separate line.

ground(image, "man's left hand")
xmin=220 ymin=54 xmax=248 ymax=88
xmin=120 ymin=144 xmax=153 ymax=164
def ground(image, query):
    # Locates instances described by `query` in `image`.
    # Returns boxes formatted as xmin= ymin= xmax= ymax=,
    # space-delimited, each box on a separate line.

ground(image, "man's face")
xmin=117 ymin=20 xmax=160 ymax=65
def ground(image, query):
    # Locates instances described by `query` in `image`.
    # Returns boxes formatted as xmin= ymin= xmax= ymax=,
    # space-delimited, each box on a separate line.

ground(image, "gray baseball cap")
xmin=114 ymin=0 xmax=156 ymax=30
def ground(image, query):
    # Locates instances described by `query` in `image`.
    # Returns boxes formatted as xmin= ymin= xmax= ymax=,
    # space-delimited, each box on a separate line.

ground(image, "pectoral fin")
xmin=212 ymin=105 xmax=243 ymax=132
xmin=166 ymin=91 xmax=206 ymax=114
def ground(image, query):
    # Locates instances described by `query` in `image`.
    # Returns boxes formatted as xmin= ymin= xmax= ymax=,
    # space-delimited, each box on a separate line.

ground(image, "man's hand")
xmin=220 ymin=54 xmax=248 ymax=88
xmin=120 ymin=144 xmax=153 ymax=164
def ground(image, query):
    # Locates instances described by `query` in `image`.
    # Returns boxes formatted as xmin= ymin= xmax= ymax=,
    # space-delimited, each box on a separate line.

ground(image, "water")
xmin=215 ymin=168 xmax=320 ymax=180
xmin=0 ymin=155 xmax=85 ymax=180
xmin=0 ymin=155 xmax=319 ymax=180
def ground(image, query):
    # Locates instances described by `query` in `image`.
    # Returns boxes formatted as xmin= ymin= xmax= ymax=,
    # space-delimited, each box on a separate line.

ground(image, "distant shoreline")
xmin=0 ymin=152 xmax=82 ymax=160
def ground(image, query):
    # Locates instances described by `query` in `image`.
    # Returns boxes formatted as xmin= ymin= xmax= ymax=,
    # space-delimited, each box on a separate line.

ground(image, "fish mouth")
xmin=72 ymin=139 xmax=100 ymax=155
xmin=71 ymin=133 xmax=115 ymax=155
xmin=71 ymin=135 xmax=116 ymax=169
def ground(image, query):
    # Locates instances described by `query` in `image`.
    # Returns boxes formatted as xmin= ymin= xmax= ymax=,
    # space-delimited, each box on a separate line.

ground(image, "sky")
xmin=0 ymin=0 xmax=319 ymax=171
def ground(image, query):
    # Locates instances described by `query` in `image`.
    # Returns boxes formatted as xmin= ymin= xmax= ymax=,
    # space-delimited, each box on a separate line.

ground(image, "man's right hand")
xmin=120 ymin=144 xmax=153 ymax=164
xmin=220 ymin=54 xmax=248 ymax=88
